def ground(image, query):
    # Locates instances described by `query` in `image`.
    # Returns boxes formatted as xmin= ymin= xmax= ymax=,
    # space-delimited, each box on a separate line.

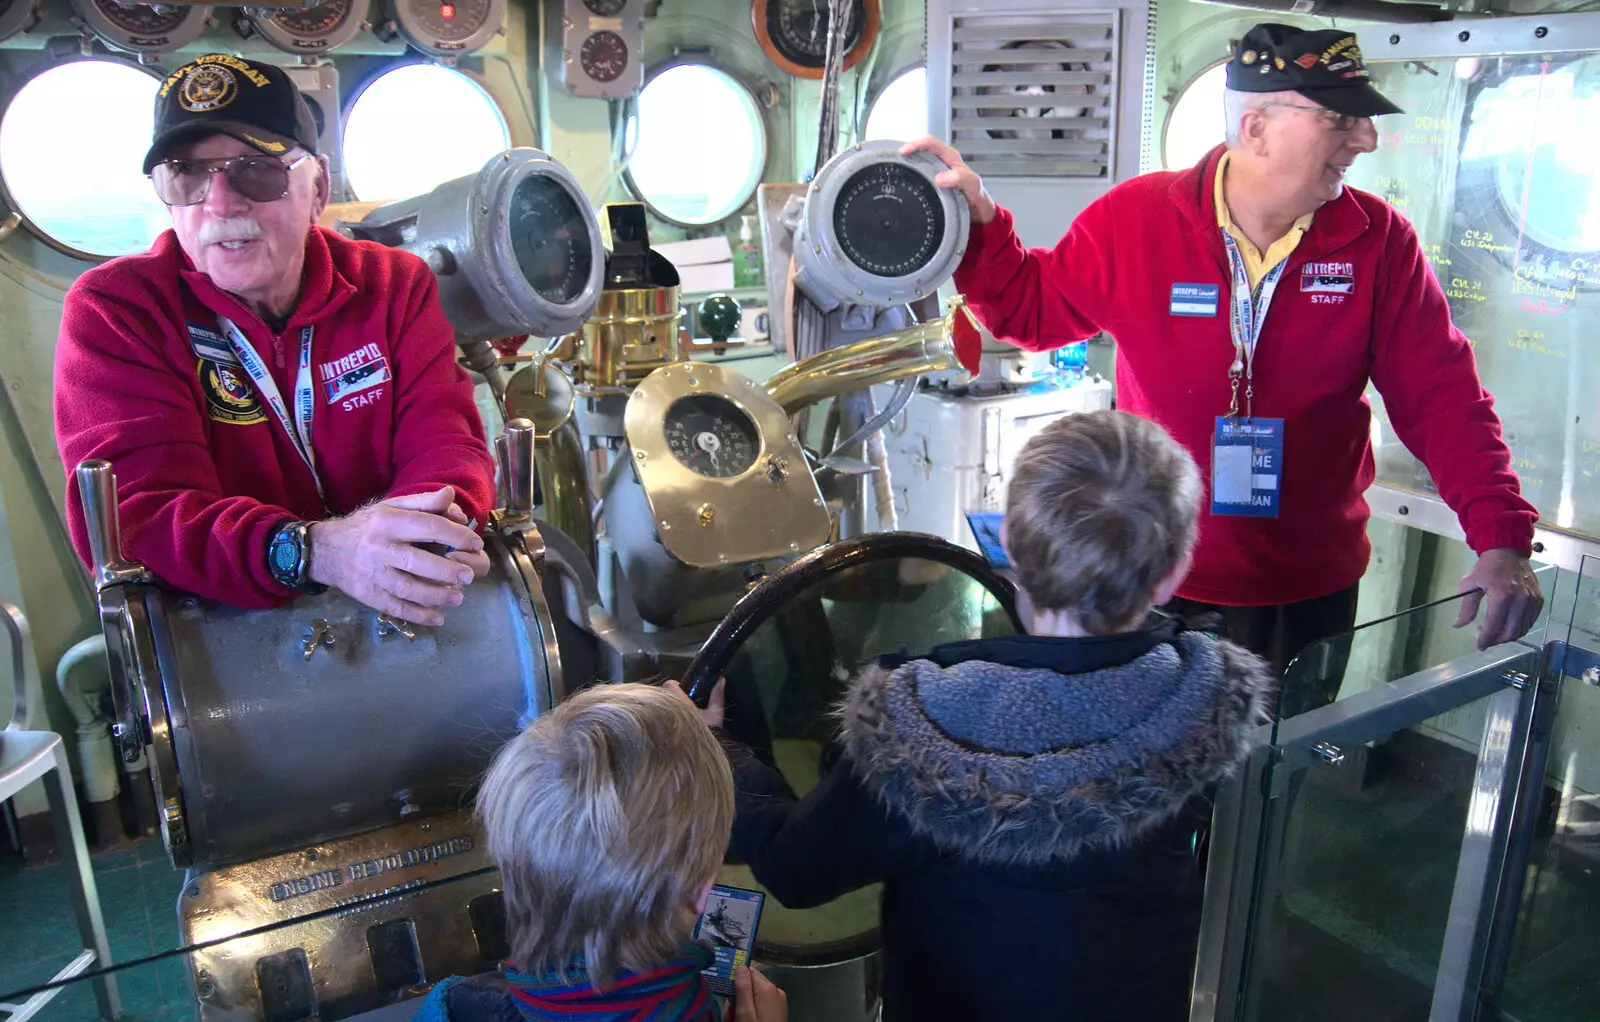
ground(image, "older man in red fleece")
xmin=54 ymin=53 xmax=494 ymax=627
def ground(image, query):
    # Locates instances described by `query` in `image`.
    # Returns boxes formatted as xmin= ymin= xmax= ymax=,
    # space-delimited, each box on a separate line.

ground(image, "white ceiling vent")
xmin=947 ymin=11 xmax=1120 ymax=179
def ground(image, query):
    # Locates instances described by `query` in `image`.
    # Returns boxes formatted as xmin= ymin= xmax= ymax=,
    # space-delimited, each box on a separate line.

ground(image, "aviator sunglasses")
xmin=150 ymin=153 xmax=311 ymax=206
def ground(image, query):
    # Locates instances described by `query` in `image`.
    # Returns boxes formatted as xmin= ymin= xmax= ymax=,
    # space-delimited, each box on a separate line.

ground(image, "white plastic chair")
xmin=0 ymin=602 xmax=121 ymax=1020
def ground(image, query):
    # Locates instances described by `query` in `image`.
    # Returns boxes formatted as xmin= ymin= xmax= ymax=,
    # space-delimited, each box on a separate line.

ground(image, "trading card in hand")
xmin=692 ymin=884 xmax=765 ymax=997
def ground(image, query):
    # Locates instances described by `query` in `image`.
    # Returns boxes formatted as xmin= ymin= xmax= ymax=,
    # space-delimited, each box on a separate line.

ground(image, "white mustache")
xmin=198 ymin=218 xmax=265 ymax=246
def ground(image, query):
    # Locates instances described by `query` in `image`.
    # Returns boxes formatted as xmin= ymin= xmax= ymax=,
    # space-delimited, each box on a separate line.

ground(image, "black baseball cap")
xmin=143 ymin=54 xmax=319 ymax=174
xmin=1226 ymin=24 xmax=1403 ymax=118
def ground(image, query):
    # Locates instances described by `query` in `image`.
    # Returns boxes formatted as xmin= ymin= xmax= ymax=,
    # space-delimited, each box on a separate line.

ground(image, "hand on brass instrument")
xmin=308 ymin=486 xmax=485 ymax=627
xmin=899 ymin=136 xmax=997 ymax=225
xmin=733 ymin=965 xmax=787 ymax=1022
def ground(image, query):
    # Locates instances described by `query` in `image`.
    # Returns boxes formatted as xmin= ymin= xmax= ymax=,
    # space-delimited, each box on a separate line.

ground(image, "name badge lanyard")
xmin=1220 ymin=229 xmax=1289 ymax=420
xmin=219 ymin=317 xmax=325 ymax=507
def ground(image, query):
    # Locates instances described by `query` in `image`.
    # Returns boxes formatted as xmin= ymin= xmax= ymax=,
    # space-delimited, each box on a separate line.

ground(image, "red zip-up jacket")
xmin=953 ymin=146 xmax=1536 ymax=607
xmin=54 ymin=226 xmax=496 ymax=608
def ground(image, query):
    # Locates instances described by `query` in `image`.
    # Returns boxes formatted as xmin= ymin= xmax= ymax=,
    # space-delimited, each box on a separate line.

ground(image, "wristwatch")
xmin=267 ymin=520 xmax=328 ymax=595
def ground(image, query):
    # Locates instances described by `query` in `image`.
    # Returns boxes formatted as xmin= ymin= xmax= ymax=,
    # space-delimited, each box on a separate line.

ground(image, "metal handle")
xmin=75 ymin=460 xmax=148 ymax=590
xmin=503 ymin=418 xmax=536 ymax=514
xmin=2 ymin=602 xmax=35 ymax=732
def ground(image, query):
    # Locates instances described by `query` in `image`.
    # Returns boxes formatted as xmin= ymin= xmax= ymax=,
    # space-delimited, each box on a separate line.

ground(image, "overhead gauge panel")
xmin=249 ymin=0 xmax=369 ymax=55
xmin=793 ymin=139 xmax=970 ymax=313
xmin=70 ymin=0 xmax=208 ymax=55
xmin=549 ymin=0 xmax=643 ymax=100
xmin=625 ymin=362 xmax=830 ymax=570
xmin=0 ymin=0 xmax=40 ymax=44
xmin=341 ymin=147 xmax=605 ymax=343
xmin=391 ymin=0 xmax=504 ymax=59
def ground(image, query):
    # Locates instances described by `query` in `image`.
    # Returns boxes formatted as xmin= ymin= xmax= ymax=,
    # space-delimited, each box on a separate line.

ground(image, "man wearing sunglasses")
xmin=54 ymin=53 xmax=495 ymax=627
xmin=906 ymin=23 xmax=1543 ymax=710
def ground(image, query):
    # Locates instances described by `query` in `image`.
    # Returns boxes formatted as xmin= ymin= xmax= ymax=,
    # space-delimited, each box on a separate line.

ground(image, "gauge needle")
xmin=697 ymin=431 xmax=723 ymax=472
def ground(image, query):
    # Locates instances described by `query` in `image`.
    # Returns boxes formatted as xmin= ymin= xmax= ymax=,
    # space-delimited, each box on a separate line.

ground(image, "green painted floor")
xmin=0 ymin=836 xmax=194 ymax=1021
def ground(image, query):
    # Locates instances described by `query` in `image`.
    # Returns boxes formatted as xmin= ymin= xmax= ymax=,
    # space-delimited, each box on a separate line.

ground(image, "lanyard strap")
xmin=219 ymin=317 xmax=324 ymax=505
xmin=1220 ymin=228 xmax=1290 ymax=419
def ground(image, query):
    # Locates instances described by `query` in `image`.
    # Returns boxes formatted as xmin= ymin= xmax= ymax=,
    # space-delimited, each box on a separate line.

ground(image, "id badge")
xmin=1211 ymin=417 xmax=1284 ymax=518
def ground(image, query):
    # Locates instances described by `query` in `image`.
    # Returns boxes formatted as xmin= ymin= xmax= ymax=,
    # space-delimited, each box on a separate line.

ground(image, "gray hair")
xmin=1223 ymin=87 xmax=1282 ymax=146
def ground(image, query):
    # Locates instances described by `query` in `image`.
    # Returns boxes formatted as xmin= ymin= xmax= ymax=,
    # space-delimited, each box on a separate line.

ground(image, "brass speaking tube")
xmin=763 ymin=295 xmax=977 ymax=416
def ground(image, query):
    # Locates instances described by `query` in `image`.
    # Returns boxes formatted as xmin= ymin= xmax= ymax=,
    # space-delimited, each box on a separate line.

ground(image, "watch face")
xmin=272 ymin=535 xmax=299 ymax=573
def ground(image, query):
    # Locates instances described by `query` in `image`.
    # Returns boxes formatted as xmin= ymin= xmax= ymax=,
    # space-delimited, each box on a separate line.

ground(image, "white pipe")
xmin=55 ymin=635 xmax=120 ymax=804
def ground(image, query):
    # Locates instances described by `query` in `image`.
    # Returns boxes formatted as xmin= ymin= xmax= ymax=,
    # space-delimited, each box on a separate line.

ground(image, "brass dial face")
xmin=663 ymin=394 xmax=760 ymax=478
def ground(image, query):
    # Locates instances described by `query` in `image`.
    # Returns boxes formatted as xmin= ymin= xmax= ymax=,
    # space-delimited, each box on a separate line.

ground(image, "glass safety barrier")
xmin=1196 ymin=558 xmax=1600 ymax=1022
xmin=0 ymin=808 xmax=500 ymax=1021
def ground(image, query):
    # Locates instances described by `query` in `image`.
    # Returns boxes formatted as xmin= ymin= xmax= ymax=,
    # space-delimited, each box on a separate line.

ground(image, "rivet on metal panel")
xmin=1502 ymin=670 xmax=1531 ymax=690
xmin=1311 ymin=741 xmax=1345 ymax=765
xmin=1534 ymin=25 xmax=1548 ymax=38
xmin=1389 ymin=33 xmax=1400 ymax=44
xmin=698 ymin=503 xmax=715 ymax=527
xmin=198 ymin=981 xmax=216 ymax=999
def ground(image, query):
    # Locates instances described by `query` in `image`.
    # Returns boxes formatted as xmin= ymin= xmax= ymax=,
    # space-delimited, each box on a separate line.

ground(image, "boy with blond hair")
xmin=697 ymin=409 xmax=1276 ymax=1021
xmin=417 ymin=683 xmax=786 ymax=1022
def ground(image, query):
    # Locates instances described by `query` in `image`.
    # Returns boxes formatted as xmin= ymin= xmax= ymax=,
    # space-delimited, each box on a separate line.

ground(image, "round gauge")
xmin=579 ymin=30 xmax=629 ymax=84
xmin=753 ymin=0 xmax=879 ymax=79
xmin=392 ymin=0 xmax=504 ymax=56
xmin=508 ymin=174 xmax=594 ymax=305
xmin=582 ymin=0 xmax=626 ymax=15
xmin=663 ymin=394 xmax=760 ymax=479
xmin=833 ymin=161 xmax=944 ymax=278
xmin=274 ymin=0 xmax=349 ymax=35
xmin=252 ymin=0 xmax=367 ymax=53
xmin=95 ymin=0 xmax=186 ymax=34
xmin=70 ymin=0 xmax=208 ymax=52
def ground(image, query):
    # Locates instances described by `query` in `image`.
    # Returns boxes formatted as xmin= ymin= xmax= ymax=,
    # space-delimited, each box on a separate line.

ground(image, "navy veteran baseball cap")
xmin=143 ymin=54 xmax=319 ymax=174
xmin=1226 ymin=23 xmax=1403 ymax=118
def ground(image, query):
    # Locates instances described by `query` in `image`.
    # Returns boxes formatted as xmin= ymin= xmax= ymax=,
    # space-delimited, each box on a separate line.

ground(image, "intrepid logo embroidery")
xmin=320 ymin=343 xmax=390 ymax=408
xmin=1301 ymin=261 xmax=1355 ymax=294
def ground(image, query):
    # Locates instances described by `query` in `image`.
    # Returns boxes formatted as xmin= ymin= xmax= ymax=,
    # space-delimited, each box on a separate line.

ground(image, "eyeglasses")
xmin=1261 ymin=102 xmax=1369 ymax=133
xmin=150 ymin=153 xmax=311 ymax=206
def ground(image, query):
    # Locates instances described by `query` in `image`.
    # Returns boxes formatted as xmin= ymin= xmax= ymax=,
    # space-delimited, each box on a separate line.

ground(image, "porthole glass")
xmin=864 ymin=65 xmax=928 ymax=142
xmin=343 ymin=63 xmax=510 ymax=202
xmin=0 ymin=60 xmax=166 ymax=258
xmin=1163 ymin=62 xmax=1228 ymax=170
xmin=626 ymin=64 xmax=767 ymax=226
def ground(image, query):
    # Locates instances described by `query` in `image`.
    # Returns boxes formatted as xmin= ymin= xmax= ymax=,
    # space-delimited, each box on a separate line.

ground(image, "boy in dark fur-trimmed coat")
xmin=682 ymin=409 xmax=1276 ymax=1022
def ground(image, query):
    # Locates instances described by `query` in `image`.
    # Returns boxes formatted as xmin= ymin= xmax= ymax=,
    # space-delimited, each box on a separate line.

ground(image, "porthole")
xmin=1163 ymin=61 xmax=1227 ymax=171
xmin=342 ymin=63 xmax=511 ymax=202
xmin=625 ymin=64 xmax=767 ymax=227
xmin=0 ymin=59 xmax=167 ymax=259
xmin=863 ymin=65 xmax=928 ymax=142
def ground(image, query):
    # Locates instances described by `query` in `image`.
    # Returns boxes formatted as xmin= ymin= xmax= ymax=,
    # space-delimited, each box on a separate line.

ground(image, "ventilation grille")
xmin=948 ymin=10 xmax=1120 ymax=178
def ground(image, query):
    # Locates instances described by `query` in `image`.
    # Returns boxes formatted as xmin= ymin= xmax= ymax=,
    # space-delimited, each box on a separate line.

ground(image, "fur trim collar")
xmin=837 ymin=632 xmax=1273 ymax=867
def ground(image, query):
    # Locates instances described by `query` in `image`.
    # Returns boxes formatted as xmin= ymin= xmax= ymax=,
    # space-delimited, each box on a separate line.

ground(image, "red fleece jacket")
xmin=54 ymin=226 xmax=495 ymax=608
xmin=954 ymin=146 xmax=1536 ymax=607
